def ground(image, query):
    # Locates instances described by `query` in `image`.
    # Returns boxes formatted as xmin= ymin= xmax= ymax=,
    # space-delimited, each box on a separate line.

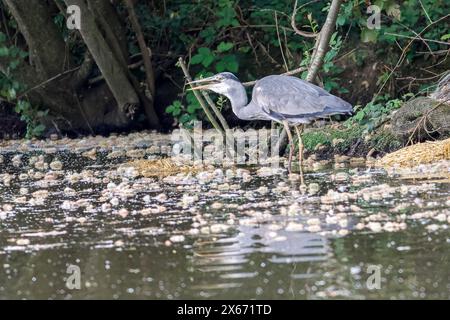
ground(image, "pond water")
xmin=0 ymin=133 xmax=449 ymax=299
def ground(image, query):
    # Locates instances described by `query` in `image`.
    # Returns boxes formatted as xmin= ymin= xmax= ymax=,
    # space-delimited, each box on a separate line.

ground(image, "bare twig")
xmin=17 ymin=66 xmax=81 ymax=99
xmin=384 ymin=32 xmax=450 ymax=47
xmin=242 ymin=66 xmax=307 ymax=87
xmin=417 ymin=49 xmax=450 ymax=56
xmin=275 ymin=12 xmax=289 ymax=72
xmin=291 ymin=0 xmax=320 ymax=38
xmin=245 ymin=31 xmax=260 ymax=66
xmin=124 ymin=0 xmax=156 ymax=100
xmin=256 ymin=40 xmax=279 ymax=65
xmin=88 ymin=60 xmax=144 ymax=85
xmin=418 ymin=0 xmax=433 ymax=24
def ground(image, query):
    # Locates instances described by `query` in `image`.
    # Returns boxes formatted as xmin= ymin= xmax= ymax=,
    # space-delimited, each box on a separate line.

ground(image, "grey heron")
xmin=189 ymin=72 xmax=353 ymax=183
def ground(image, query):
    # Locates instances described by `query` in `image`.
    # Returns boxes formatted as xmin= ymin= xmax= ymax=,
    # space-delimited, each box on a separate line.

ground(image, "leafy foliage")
xmin=0 ymin=31 xmax=46 ymax=138
xmin=348 ymin=93 xmax=413 ymax=133
xmin=14 ymin=100 xmax=47 ymax=138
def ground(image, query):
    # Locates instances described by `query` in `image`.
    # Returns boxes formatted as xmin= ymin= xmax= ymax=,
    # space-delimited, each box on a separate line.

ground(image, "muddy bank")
xmin=302 ymin=97 xmax=450 ymax=160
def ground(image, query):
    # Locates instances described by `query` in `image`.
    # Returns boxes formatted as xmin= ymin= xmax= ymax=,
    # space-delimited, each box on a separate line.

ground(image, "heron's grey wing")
xmin=252 ymin=75 xmax=352 ymax=119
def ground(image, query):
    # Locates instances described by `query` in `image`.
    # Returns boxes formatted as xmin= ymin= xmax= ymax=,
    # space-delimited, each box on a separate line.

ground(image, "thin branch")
xmin=242 ymin=66 xmax=307 ymax=87
xmin=418 ymin=0 xmax=433 ymax=24
xmin=384 ymin=32 xmax=450 ymax=47
xmin=17 ymin=66 xmax=81 ymax=99
xmin=275 ymin=12 xmax=289 ymax=72
xmin=291 ymin=0 xmax=320 ymax=38
xmin=124 ymin=0 xmax=156 ymax=101
xmin=256 ymin=40 xmax=279 ymax=65
xmin=88 ymin=60 xmax=144 ymax=85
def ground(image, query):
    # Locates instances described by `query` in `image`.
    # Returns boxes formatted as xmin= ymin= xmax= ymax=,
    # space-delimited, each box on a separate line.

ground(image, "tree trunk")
xmin=0 ymin=0 xmax=160 ymax=134
xmin=306 ymin=0 xmax=343 ymax=83
xmin=64 ymin=0 xmax=139 ymax=118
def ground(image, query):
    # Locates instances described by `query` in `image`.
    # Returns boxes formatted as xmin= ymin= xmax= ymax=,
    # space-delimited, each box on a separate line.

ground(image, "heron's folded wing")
xmin=253 ymin=75 xmax=352 ymax=117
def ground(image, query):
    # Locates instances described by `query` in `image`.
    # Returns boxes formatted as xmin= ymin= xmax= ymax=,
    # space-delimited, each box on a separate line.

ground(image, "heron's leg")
xmin=295 ymin=125 xmax=305 ymax=186
xmin=282 ymin=121 xmax=294 ymax=173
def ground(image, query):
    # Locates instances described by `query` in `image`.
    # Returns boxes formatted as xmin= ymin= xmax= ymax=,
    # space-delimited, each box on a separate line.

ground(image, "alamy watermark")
xmin=170 ymin=121 xmax=282 ymax=167
xmin=367 ymin=5 xmax=381 ymax=30
xmin=67 ymin=5 xmax=81 ymax=30
xmin=66 ymin=264 xmax=81 ymax=290
xmin=66 ymin=4 xmax=384 ymax=32
xmin=366 ymin=265 xmax=382 ymax=290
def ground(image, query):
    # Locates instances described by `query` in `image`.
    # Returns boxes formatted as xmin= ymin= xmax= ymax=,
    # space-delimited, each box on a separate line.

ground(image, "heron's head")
xmin=188 ymin=72 xmax=240 ymax=95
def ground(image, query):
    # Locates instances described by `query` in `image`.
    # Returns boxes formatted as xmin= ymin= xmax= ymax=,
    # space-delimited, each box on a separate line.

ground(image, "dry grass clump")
xmin=377 ymin=138 xmax=450 ymax=168
xmin=129 ymin=158 xmax=202 ymax=178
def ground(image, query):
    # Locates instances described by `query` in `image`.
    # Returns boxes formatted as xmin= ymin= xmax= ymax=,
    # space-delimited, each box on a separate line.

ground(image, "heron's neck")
xmin=226 ymin=83 xmax=250 ymax=119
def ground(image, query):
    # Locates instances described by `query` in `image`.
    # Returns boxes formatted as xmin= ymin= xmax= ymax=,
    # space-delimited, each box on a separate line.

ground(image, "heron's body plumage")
xmin=246 ymin=75 xmax=353 ymax=124
xmin=188 ymin=72 xmax=353 ymax=124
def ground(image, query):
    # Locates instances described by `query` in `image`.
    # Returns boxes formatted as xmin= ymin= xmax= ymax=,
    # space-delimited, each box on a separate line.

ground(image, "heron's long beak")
xmin=187 ymin=76 xmax=218 ymax=91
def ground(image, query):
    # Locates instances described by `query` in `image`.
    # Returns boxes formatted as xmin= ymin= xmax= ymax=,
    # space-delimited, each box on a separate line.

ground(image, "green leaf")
xmin=19 ymin=51 xmax=28 ymax=59
xmin=186 ymin=93 xmax=199 ymax=105
xmin=441 ymin=34 xmax=450 ymax=41
xmin=336 ymin=15 xmax=346 ymax=27
xmin=173 ymin=101 xmax=182 ymax=108
xmin=216 ymin=7 xmax=239 ymax=28
xmin=239 ymin=46 xmax=251 ymax=53
xmin=32 ymin=124 xmax=46 ymax=137
xmin=8 ymin=88 xmax=16 ymax=99
xmin=361 ymin=28 xmax=378 ymax=43
xmin=202 ymin=54 xmax=214 ymax=67
xmin=199 ymin=27 xmax=216 ymax=44
xmin=215 ymin=61 xmax=226 ymax=73
xmin=187 ymin=105 xmax=198 ymax=114
xmin=0 ymin=47 xmax=9 ymax=57
xmin=217 ymin=42 xmax=234 ymax=52
xmin=179 ymin=114 xmax=193 ymax=124
xmin=216 ymin=55 xmax=239 ymax=73
xmin=9 ymin=60 xmax=20 ymax=70
xmin=190 ymin=54 xmax=204 ymax=65
xmin=354 ymin=110 xmax=365 ymax=122
xmin=173 ymin=108 xmax=181 ymax=116
xmin=386 ymin=3 xmax=401 ymax=20
xmin=198 ymin=47 xmax=212 ymax=56
xmin=165 ymin=105 xmax=175 ymax=113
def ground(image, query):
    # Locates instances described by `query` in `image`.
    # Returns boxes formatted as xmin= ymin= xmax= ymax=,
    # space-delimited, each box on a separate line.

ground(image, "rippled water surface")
xmin=0 ymin=133 xmax=449 ymax=299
